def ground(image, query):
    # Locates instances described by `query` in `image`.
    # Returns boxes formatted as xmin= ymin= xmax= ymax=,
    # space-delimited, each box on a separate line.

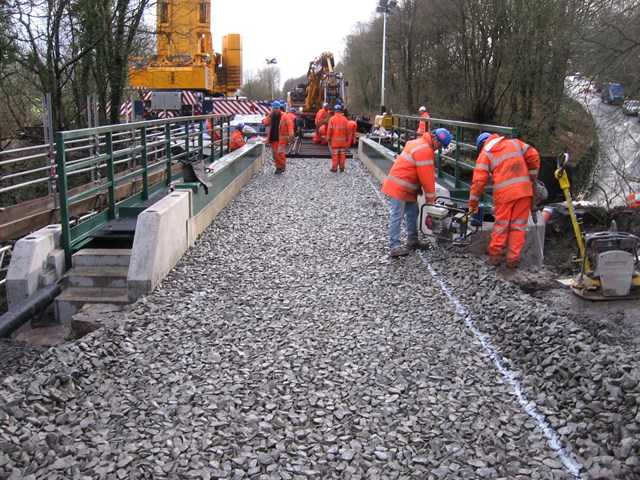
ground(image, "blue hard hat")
xmin=434 ymin=128 xmax=452 ymax=147
xmin=272 ymin=101 xmax=280 ymax=108
xmin=279 ymin=100 xmax=286 ymax=107
xmin=334 ymin=104 xmax=342 ymax=111
xmin=290 ymin=107 xmax=297 ymax=112
xmin=323 ymin=102 xmax=329 ymax=108
xmin=476 ymin=132 xmax=491 ymax=151
xmin=236 ymin=123 xmax=244 ymax=130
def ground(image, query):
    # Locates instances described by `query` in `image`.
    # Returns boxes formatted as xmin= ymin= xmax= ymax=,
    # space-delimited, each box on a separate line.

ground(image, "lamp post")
xmin=266 ymin=58 xmax=277 ymax=101
xmin=376 ymin=0 xmax=397 ymax=114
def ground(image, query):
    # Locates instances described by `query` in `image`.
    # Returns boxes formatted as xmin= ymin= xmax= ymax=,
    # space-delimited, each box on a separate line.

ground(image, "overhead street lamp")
xmin=266 ymin=58 xmax=277 ymax=101
xmin=376 ymin=0 xmax=397 ymax=114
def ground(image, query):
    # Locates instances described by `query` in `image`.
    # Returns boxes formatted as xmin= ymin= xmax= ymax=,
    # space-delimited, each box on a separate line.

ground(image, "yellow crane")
xmin=129 ymin=0 xmax=241 ymax=97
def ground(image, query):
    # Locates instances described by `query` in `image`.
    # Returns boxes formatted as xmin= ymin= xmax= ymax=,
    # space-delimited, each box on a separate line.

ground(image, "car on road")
xmin=601 ymin=83 xmax=625 ymax=105
xmin=622 ymin=99 xmax=640 ymax=116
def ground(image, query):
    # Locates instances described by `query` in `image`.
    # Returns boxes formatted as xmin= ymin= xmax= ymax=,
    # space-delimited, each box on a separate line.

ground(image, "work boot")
xmin=390 ymin=246 xmax=410 ymax=258
xmin=330 ymin=168 xmax=337 ymax=173
xmin=506 ymin=259 xmax=520 ymax=269
xmin=485 ymin=256 xmax=502 ymax=266
xmin=275 ymin=168 xmax=282 ymax=175
xmin=407 ymin=240 xmax=430 ymax=250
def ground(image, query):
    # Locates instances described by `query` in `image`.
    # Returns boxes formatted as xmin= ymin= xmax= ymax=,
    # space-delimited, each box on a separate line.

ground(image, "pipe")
xmin=0 ymin=283 xmax=62 ymax=338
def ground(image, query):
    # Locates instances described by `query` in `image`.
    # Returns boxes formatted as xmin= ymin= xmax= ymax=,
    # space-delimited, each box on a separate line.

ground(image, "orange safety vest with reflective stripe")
xmin=347 ymin=120 xmax=358 ymax=146
xmin=628 ymin=193 xmax=640 ymax=207
xmin=315 ymin=107 xmax=330 ymax=127
xmin=313 ymin=124 xmax=327 ymax=144
xmin=469 ymin=134 xmax=540 ymax=207
xmin=263 ymin=112 xmax=294 ymax=144
xmin=417 ymin=111 xmax=431 ymax=134
xmin=229 ymin=130 xmax=246 ymax=150
xmin=326 ymin=112 xmax=350 ymax=148
xmin=381 ymin=132 xmax=437 ymax=203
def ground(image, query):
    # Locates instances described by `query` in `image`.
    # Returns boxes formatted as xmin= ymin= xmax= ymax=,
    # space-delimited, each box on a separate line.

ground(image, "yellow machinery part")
xmin=129 ymin=0 xmax=241 ymax=96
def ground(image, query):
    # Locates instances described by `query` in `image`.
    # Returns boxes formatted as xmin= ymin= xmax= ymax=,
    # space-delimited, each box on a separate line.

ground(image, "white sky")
xmin=210 ymin=0 xmax=379 ymax=89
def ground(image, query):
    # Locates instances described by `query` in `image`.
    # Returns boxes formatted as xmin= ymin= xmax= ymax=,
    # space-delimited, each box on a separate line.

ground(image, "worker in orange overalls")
xmin=382 ymin=128 xmax=453 ymax=257
xmin=263 ymin=101 xmax=294 ymax=174
xmin=469 ymin=133 xmax=541 ymax=268
xmin=313 ymin=124 xmax=327 ymax=145
xmin=347 ymin=118 xmax=358 ymax=147
xmin=416 ymin=105 xmax=431 ymax=135
xmin=326 ymin=104 xmax=350 ymax=172
xmin=229 ymin=123 xmax=246 ymax=151
xmin=315 ymin=103 xmax=330 ymax=129
xmin=627 ymin=193 xmax=640 ymax=207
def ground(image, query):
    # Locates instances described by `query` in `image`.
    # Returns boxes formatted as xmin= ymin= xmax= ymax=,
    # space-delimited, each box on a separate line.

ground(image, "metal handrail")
xmin=0 ymin=244 xmax=12 ymax=287
xmin=55 ymin=114 xmax=232 ymax=266
xmin=387 ymin=114 xmax=518 ymax=204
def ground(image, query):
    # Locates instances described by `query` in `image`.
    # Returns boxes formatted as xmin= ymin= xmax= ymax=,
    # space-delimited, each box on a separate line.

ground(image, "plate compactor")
xmin=419 ymin=196 xmax=487 ymax=246
xmin=555 ymin=153 xmax=640 ymax=300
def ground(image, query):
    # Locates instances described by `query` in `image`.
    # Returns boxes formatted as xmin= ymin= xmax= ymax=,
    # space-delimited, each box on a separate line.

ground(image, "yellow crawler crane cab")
xmin=555 ymin=153 xmax=640 ymax=300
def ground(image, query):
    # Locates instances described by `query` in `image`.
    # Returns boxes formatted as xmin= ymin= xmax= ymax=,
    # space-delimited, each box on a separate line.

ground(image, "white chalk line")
xmin=417 ymin=254 xmax=584 ymax=479
xmin=359 ymin=163 xmax=583 ymax=478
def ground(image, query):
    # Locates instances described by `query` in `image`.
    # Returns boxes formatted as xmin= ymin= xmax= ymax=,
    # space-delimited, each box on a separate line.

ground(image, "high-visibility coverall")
xmin=326 ymin=111 xmax=350 ymax=171
xmin=229 ymin=130 xmax=246 ymax=151
xmin=263 ymin=111 xmax=294 ymax=171
xmin=416 ymin=111 xmax=431 ymax=135
xmin=469 ymin=134 xmax=540 ymax=264
xmin=627 ymin=193 xmax=640 ymax=207
xmin=313 ymin=124 xmax=327 ymax=145
xmin=315 ymin=107 xmax=330 ymax=128
xmin=381 ymin=132 xmax=437 ymax=203
xmin=347 ymin=120 xmax=358 ymax=147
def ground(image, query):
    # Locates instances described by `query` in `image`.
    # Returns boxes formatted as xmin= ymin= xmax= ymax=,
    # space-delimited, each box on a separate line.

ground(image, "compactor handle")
xmin=556 ymin=152 xmax=570 ymax=176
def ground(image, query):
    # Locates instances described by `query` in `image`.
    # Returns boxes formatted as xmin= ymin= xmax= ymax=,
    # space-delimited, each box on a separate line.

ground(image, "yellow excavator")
xmin=555 ymin=153 xmax=640 ymax=300
xmin=287 ymin=52 xmax=347 ymax=129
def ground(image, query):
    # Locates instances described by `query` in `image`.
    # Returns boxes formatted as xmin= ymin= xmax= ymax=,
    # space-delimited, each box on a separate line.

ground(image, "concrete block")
xmin=128 ymin=190 xmax=191 ymax=301
xmin=6 ymin=225 xmax=63 ymax=309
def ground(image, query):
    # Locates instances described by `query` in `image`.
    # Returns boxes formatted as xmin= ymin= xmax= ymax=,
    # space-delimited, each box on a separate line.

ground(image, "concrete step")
xmin=54 ymin=287 xmax=130 ymax=325
xmin=72 ymin=248 xmax=132 ymax=268
xmin=65 ymin=266 xmax=129 ymax=289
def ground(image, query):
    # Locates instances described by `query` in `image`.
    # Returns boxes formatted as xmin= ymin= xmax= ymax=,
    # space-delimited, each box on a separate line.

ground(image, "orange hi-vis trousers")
xmin=490 ymin=196 xmax=531 ymax=262
xmin=269 ymin=141 xmax=287 ymax=170
xmin=331 ymin=147 xmax=346 ymax=170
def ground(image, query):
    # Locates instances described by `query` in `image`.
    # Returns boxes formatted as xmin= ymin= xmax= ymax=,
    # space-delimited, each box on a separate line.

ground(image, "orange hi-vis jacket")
xmin=315 ymin=107 xmax=330 ymax=127
xmin=381 ymin=132 xmax=437 ymax=203
xmin=469 ymin=134 xmax=540 ymax=209
xmin=347 ymin=120 xmax=358 ymax=146
xmin=313 ymin=124 xmax=327 ymax=144
xmin=229 ymin=130 xmax=246 ymax=150
xmin=326 ymin=112 xmax=350 ymax=148
xmin=417 ymin=111 xmax=431 ymax=134
xmin=628 ymin=193 xmax=640 ymax=207
xmin=263 ymin=112 xmax=294 ymax=145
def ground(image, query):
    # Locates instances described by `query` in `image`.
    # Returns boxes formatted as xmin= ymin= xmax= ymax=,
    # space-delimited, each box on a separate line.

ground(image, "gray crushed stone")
xmin=1 ymin=154 xmax=638 ymax=479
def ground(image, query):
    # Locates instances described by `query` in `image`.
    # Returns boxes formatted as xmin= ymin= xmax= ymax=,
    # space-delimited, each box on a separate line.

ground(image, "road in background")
xmin=566 ymin=77 xmax=640 ymax=207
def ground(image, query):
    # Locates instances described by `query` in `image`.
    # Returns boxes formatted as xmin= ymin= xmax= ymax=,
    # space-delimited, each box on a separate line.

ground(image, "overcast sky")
xmin=210 ymin=0 xmax=379 ymax=89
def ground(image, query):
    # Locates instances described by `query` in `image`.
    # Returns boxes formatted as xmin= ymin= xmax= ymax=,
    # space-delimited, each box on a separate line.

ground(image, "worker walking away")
xmin=347 ymin=118 xmax=358 ymax=148
xmin=382 ymin=128 xmax=453 ymax=257
xmin=229 ymin=123 xmax=246 ymax=151
xmin=263 ymin=101 xmax=294 ymax=174
xmin=469 ymin=133 xmax=541 ymax=268
xmin=326 ymin=104 xmax=350 ymax=172
xmin=416 ymin=106 xmax=430 ymax=135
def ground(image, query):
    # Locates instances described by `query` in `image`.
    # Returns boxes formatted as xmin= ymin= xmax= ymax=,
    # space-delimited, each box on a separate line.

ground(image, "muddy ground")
xmin=1 ymin=205 xmax=639 ymax=382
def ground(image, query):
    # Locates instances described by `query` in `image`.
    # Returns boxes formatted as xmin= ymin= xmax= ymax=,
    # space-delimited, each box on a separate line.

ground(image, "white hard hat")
xmin=419 ymin=106 xmax=427 ymax=112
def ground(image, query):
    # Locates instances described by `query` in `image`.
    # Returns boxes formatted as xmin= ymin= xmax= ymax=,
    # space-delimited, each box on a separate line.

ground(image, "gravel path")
xmin=1 ymin=155 xmax=638 ymax=479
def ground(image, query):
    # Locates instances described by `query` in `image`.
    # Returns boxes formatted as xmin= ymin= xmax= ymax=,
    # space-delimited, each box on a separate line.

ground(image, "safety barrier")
xmin=55 ymin=115 xmax=232 ymax=267
xmin=384 ymin=115 xmax=518 ymax=205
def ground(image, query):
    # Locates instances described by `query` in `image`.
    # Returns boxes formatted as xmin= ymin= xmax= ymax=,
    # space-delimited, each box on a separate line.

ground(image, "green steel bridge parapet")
xmin=55 ymin=114 xmax=233 ymax=268
xmin=384 ymin=115 xmax=519 ymax=206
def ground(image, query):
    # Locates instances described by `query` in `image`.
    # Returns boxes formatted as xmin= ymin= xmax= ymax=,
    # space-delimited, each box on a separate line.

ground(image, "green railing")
xmin=388 ymin=115 xmax=518 ymax=205
xmin=56 ymin=114 xmax=232 ymax=267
